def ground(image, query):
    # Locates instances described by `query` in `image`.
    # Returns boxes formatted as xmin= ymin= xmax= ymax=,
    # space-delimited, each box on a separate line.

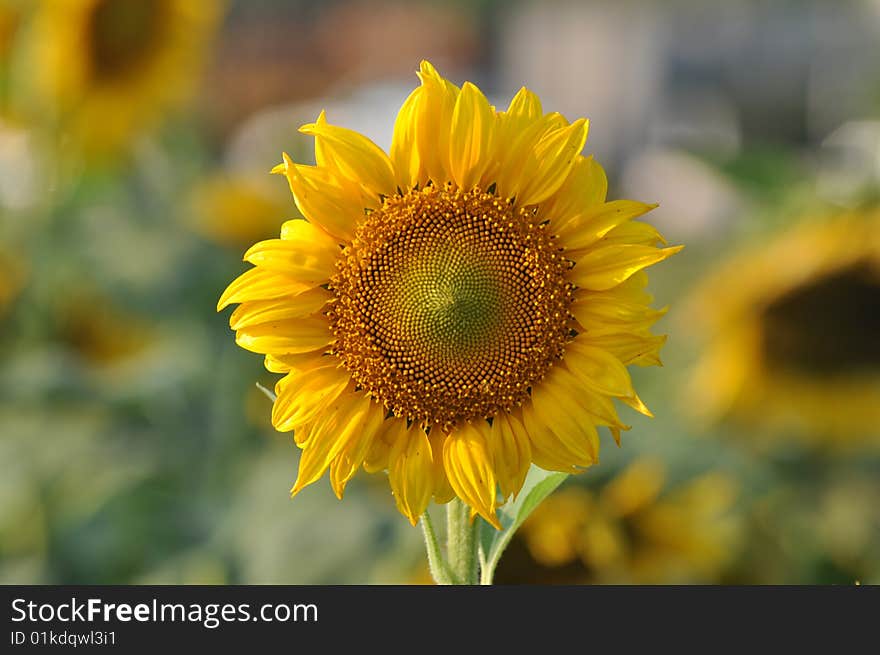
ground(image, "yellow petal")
xmin=271 ymin=362 xmax=350 ymax=433
xmin=311 ymin=110 xmax=332 ymax=169
xmin=449 ymin=81 xmax=496 ymax=190
xmin=578 ymin=388 xmax=629 ymax=431
xmin=442 ymin=422 xmax=501 ymax=528
xmin=418 ymin=59 xmax=454 ymax=88
xmin=291 ymin=392 xmax=369 ymax=495
xmin=229 ymin=287 xmax=331 ymax=330
xmin=491 ymin=412 xmax=532 ymax=500
xmin=504 ymin=87 xmax=543 ymax=129
xmin=279 ymin=218 xmax=335 ymax=245
xmin=547 ymin=386 xmax=603 ymax=461
xmin=243 ymin=234 xmax=336 ymax=284
xmin=329 ymin=401 xmax=386 ymax=499
xmin=277 ymin=154 xmax=365 ymax=241
xmin=519 ymin=403 xmax=589 ymax=472
xmin=529 ymin=371 xmax=600 ymax=464
xmin=609 ymin=427 xmax=621 ymax=447
xmin=580 ymin=332 xmax=667 ymax=367
xmin=621 ymin=391 xmax=654 ymax=418
xmin=517 ymin=118 xmax=589 ymax=207
xmin=364 ymin=416 xmax=409 ymax=473
xmin=390 ymin=88 xmax=424 ymax=190
xmin=571 ymin=295 xmax=667 ymax=330
xmin=363 ymin=437 xmax=392 ymax=474
xmin=493 ymin=111 xmax=564 ymax=201
xmin=429 ymin=431 xmax=456 ymax=504
xmin=558 ymin=200 xmax=658 ymax=251
xmin=235 ymin=317 xmax=332 ymax=355
xmin=415 ymin=60 xmax=459 ymax=185
xmin=217 ymin=266 xmax=313 ymax=312
xmin=578 ymin=270 xmax=654 ymax=305
xmin=388 ymin=425 xmax=435 ymax=525
xmin=601 ymin=220 xmax=667 ymax=247
xmin=300 ymin=114 xmax=397 ymax=198
xmin=542 ymin=360 xmax=629 ymax=431
xmin=563 ymin=342 xmax=634 ymax=398
xmin=264 ymin=352 xmax=327 ymax=374
xmin=488 ymin=88 xmax=545 ymax=189
xmin=571 ymin=244 xmax=684 ymax=291
xmin=544 ymin=156 xmax=608 ymax=228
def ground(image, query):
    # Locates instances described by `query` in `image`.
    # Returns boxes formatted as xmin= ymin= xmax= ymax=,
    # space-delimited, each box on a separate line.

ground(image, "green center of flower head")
xmin=330 ymin=185 xmax=573 ymax=429
xmin=400 ymin=238 xmax=504 ymax=356
xmin=761 ymin=263 xmax=880 ymax=376
xmin=88 ymin=0 xmax=164 ymax=80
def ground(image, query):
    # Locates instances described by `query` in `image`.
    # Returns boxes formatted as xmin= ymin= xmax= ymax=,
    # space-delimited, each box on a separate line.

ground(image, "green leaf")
xmin=478 ymin=466 xmax=568 ymax=584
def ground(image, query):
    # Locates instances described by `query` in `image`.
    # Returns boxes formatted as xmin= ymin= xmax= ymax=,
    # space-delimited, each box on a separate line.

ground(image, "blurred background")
xmin=2 ymin=0 xmax=879 ymax=584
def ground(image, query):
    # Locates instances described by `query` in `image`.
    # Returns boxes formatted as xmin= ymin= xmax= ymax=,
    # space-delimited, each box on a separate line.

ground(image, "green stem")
xmin=420 ymin=511 xmax=453 ymax=585
xmin=445 ymin=498 xmax=479 ymax=585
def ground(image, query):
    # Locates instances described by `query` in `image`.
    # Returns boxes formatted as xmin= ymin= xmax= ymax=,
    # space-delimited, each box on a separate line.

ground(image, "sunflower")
xmin=687 ymin=209 xmax=880 ymax=444
xmin=189 ymin=173 xmax=290 ymax=248
xmin=218 ymin=61 xmax=681 ymax=527
xmin=21 ymin=0 xmax=222 ymax=157
xmin=495 ymin=460 xmax=741 ymax=584
xmin=0 ymin=0 xmax=22 ymax=65
xmin=0 ymin=0 xmax=23 ymax=115
xmin=0 ymin=248 xmax=25 ymax=318
xmin=55 ymin=289 xmax=153 ymax=367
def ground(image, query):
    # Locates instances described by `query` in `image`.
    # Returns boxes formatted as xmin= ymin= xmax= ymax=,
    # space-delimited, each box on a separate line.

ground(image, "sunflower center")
xmin=761 ymin=263 xmax=880 ymax=376
xmin=329 ymin=185 xmax=572 ymax=429
xmin=88 ymin=0 xmax=164 ymax=80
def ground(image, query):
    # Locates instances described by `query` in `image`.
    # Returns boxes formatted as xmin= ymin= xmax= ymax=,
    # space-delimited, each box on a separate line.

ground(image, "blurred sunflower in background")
xmin=0 ymin=248 xmax=25 ymax=318
xmin=54 ymin=289 xmax=154 ymax=368
xmin=189 ymin=173 xmax=290 ymax=248
xmin=218 ymin=61 xmax=681 ymax=528
xmin=0 ymin=1 xmax=24 ymax=119
xmin=15 ymin=0 xmax=223 ymax=158
xmin=494 ymin=459 xmax=742 ymax=584
xmin=687 ymin=209 xmax=880 ymax=446
xmin=0 ymin=3 xmax=21 ymax=69
xmin=0 ymin=1 xmax=18 ymax=53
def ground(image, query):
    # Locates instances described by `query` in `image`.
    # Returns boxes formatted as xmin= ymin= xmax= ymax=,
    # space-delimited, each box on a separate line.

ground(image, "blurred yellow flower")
xmin=218 ymin=61 xmax=680 ymax=527
xmin=0 ymin=1 xmax=23 ymax=115
xmin=20 ymin=0 xmax=223 ymax=158
xmin=815 ymin=477 xmax=880 ymax=574
xmin=189 ymin=174 xmax=290 ymax=248
xmin=0 ymin=248 xmax=25 ymax=317
xmin=686 ymin=210 xmax=880 ymax=445
xmin=56 ymin=290 xmax=153 ymax=366
xmin=497 ymin=459 xmax=741 ymax=584
xmin=0 ymin=1 xmax=21 ymax=60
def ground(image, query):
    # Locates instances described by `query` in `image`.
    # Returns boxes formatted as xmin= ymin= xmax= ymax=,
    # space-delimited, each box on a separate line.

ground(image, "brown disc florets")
xmin=328 ymin=185 xmax=572 ymax=429
xmin=88 ymin=0 xmax=165 ymax=80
